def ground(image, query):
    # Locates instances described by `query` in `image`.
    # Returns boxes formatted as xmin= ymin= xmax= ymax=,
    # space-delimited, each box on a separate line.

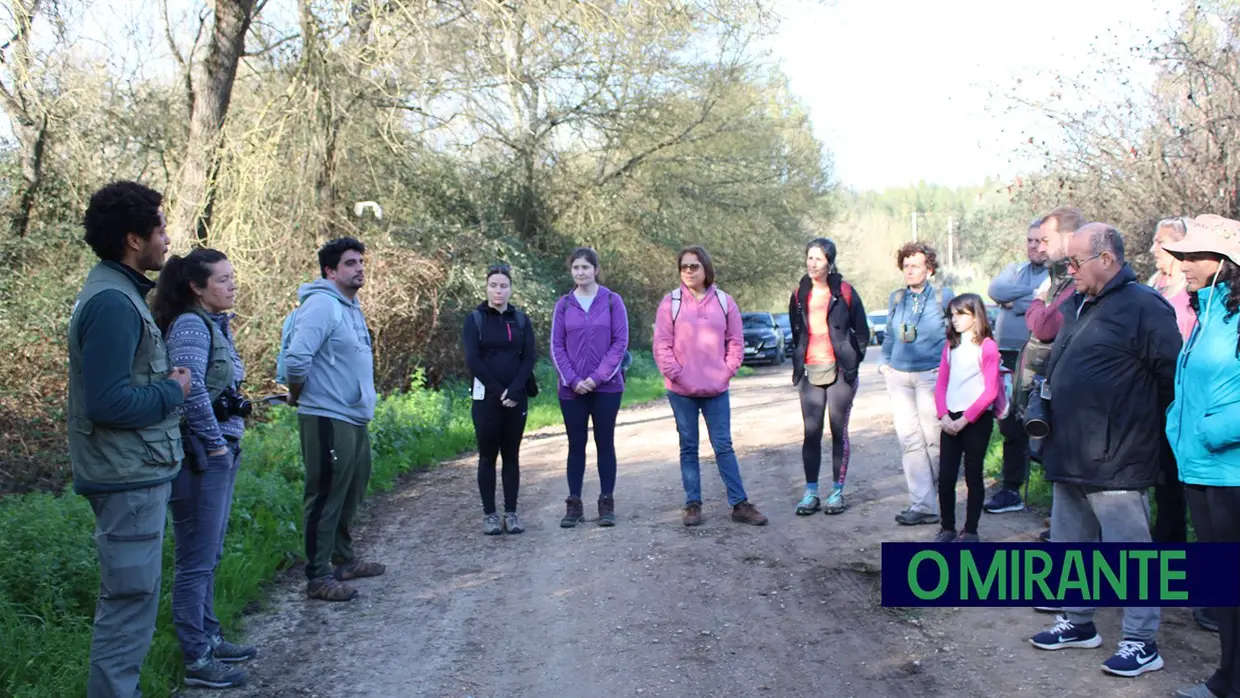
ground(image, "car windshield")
xmin=868 ymin=312 xmax=887 ymax=325
xmin=742 ymin=314 xmax=773 ymax=329
xmin=774 ymin=314 xmax=791 ymax=329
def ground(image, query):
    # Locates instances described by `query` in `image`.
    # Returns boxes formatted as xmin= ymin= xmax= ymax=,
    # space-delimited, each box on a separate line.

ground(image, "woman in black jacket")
xmin=463 ymin=264 xmax=537 ymax=535
xmin=788 ymin=238 xmax=870 ymax=515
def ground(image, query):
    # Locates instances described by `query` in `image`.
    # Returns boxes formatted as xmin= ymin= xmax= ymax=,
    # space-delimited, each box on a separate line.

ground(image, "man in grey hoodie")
xmin=983 ymin=219 xmax=1049 ymax=515
xmin=285 ymin=237 xmax=384 ymax=601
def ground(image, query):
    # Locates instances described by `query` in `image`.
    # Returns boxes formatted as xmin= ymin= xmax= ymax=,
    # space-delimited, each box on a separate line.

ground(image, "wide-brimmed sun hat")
xmin=1162 ymin=214 xmax=1240 ymax=266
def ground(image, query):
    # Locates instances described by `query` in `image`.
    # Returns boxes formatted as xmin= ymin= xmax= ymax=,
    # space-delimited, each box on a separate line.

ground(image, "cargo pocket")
xmin=137 ymin=424 xmax=185 ymax=465
xmin=99 ymin=494 xmax=164 ymax=598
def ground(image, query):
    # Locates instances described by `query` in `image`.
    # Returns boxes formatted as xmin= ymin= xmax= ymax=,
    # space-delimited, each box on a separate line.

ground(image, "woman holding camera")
xmin=153 ymin=249 xmax=256 ymax=690
xmin=879 ymin=242 xmax=955 ymax=527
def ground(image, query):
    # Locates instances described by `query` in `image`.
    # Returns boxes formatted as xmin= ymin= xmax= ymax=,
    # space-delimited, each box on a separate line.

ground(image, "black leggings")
xmin=798 ymin=373 xmax=858 ymax=487
xmin=472 ymin=395 xmax=527 ymax=514
xmin=1185 ymin=484 xmax=1240 ymax=698
xmin=938 ymin=410 xmax=994 ymax=534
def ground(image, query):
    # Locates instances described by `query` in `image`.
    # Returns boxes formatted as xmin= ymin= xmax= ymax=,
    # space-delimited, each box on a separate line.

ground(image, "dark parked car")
xmin=742 ymin=312 xmax=785 ymax=365
xmin=773 ymin=313 xmax=794 ymax=357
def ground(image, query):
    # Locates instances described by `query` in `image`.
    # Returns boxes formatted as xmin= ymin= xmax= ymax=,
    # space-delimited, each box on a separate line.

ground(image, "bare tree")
xmin=168 ymin=0 xmax=259 ymax=246
xmin=0 ymin=0 xmax=49 ymax=238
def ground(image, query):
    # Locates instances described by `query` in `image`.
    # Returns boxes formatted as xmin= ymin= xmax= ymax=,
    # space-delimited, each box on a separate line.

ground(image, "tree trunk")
xmin=169 ymin=0 xmax=258 ymax=247
xmin=0 ymin=0 xmax=47 ymax=238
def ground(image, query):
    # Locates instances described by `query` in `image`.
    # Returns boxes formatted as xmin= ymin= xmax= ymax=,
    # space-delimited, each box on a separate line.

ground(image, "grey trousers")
xmin=86 ymin=482 xmax=171 ymax=698
xmin=884 ymin=367 xmax=942 ymax=515
xmin=1050 ymin=482 xmax=1160 ymax=641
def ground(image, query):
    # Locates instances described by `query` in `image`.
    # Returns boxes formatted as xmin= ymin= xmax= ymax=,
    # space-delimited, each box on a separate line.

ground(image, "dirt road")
xmin=213 ymin=355 xmax=1218 ymax=698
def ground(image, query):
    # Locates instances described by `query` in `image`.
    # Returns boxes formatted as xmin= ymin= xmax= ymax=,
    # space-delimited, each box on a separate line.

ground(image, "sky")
xmin=762 ymin=0 xmax=1184 ymax=191
xmin=2 ymin=0 xmax=1185 ymax=194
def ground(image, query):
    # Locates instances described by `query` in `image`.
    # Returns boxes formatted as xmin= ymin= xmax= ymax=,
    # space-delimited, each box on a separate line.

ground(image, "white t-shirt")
xmin=575 ymin=291 xmax=597 ymax=312
xmin=946 ymin=333 xmax=985 ymax=413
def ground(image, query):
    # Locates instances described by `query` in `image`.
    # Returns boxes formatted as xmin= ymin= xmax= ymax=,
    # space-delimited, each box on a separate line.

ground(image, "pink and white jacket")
xmin=652 ymin=284 xmax=744 ymax=398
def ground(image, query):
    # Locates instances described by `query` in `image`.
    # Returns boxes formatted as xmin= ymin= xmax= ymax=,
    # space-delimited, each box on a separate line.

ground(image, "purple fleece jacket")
xmin=551 ymin=286 xmax=630 ymax=400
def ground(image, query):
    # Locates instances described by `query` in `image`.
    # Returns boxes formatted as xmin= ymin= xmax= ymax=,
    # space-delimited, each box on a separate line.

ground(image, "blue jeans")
xmin=667 ymin=391 xmax=748 ymax=507
xmin=170 ymin=438 xmax=242 ymax=662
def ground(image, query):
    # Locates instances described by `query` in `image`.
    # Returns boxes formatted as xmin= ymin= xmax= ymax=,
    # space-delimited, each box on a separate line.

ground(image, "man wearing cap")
xmin=1162 ymin=214 xmax=1240 ymax=698
xmin=984 ymin=218 xmax=1050 ymax=515
xmin=1027 ymin=222 xmax=1182 ymax=679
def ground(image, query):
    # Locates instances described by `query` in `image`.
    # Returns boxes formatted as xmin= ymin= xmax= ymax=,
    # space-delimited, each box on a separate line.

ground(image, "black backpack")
xmin=470 ymin=308 xmax=539 ymax=398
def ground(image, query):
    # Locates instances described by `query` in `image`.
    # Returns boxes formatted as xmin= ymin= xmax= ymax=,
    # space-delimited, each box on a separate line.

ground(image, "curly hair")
xmin=1187 ymin=256 xmax=1240 ymax=356
xmin=895 ymin=241 xmax=938 ymax=273
xmin=151 ymin=248 xmax=229 ymax=333
xmin=82 ymin=181 xmax=164 ymax=263
xmin=317 ymin=237 xmax=366 ymax=278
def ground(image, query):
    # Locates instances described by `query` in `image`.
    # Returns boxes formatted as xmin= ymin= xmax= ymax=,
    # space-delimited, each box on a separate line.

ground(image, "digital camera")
xmin=1023 ymin=375 xmax=1051 ymax=439
xmin=212 ymin=388 xmax=253 ymax=422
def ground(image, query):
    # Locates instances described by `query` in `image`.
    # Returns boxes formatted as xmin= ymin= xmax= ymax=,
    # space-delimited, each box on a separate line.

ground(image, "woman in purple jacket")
xmin=552 ymin=248 xmax=630 ymax=528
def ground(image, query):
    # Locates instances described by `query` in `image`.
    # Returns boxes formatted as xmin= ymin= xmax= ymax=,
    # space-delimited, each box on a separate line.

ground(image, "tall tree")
xmin=0 ymin=0 xmax=49 ymax=238
xmin=168 ymin=0 xmax=259 ymax=246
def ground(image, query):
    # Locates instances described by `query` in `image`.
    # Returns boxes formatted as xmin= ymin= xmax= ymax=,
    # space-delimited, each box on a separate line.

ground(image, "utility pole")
xmin=912 ymin=212 xmax=918 ymax=242
xmin=947 ymin=216 xmax=954 ymax=267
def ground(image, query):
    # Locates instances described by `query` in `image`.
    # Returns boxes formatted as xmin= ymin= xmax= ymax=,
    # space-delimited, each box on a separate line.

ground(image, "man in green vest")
xmin=68 ymin=181 xmax=191 ymax=697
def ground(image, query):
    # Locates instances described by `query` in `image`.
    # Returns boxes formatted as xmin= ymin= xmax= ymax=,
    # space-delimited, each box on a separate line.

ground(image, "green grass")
xmin=0 ymin=351 xmax=672 ymax=697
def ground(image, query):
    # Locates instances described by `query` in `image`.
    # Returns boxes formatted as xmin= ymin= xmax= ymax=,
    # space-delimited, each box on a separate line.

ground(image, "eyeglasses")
xmin=1067 ymin=253 xmax=1101 ymax=271
xmin=680 ymin=263 xmax=702 ymax=272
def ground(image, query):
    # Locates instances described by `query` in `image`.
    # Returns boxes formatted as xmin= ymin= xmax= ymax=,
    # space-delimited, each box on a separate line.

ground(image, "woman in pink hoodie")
xmin=653 ymin=245 xmax=768 ymax=528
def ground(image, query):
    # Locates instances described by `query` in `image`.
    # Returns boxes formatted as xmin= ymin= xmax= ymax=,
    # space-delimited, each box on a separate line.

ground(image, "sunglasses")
xmin=1067 ymin=253 xmax=1101 ymax=271
xmin=679 ymin=262 xmax=702 ymax=272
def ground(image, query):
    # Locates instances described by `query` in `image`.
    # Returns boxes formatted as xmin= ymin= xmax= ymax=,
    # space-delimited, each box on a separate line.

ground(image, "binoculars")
xmin=1024 ymin=375 xmax=1051 ymax=439
xmin=899 ymin=323 xmax=918 ymax=343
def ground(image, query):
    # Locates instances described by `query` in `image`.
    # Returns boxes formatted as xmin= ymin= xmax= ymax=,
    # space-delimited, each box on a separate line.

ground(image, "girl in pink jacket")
xmin=653 ymin=245 xmax=768 ymax=528
xmin=932 ymin=293 xmax=1002 ymax=543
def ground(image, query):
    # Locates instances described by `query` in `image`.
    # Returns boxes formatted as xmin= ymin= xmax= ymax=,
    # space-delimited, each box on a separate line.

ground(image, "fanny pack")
xmin=805 ymin=362 xmax=838 ymax=387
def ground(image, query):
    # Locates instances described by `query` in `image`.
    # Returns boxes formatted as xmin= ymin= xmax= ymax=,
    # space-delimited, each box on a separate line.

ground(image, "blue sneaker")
xmin=824 ymin=487 xmax=846 ymax=515
xmin=1101 ymin=639 xmax=1164 ymax=677
xmin=795 ymin=491 xmax=820 ymax=516
xmin=1030 ymin=616 xmax=1102 ymax=650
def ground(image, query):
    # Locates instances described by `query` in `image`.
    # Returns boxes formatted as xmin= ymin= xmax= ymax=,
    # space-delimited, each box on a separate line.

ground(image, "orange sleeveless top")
xmin=806 ymin=287 xmax=836 ymax=366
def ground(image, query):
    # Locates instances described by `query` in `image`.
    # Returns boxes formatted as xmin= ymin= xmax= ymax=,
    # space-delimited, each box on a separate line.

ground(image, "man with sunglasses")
xmin=1027 ymin=222 xmax=1182 ymax=679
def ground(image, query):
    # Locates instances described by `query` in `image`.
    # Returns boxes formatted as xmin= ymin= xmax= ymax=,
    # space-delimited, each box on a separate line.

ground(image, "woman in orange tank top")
xmin=788 ymin=238 xmax=871 ymax=515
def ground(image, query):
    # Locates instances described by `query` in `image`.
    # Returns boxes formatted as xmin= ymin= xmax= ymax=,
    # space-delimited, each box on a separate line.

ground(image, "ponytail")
xmin=152 ymin=248 xmax=229 ymax=333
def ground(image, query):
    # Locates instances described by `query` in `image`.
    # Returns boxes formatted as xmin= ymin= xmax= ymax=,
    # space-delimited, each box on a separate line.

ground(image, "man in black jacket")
xmin=1027 ymin=223 xmax=1182 ymax=679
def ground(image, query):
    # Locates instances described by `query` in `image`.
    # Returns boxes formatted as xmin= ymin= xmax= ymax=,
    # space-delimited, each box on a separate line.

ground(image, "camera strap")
xmin=1044 ymin=282 xmax=1132 ymax=384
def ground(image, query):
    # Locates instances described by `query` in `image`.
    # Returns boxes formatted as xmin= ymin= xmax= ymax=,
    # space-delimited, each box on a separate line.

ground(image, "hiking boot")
xmin=955 ymin=531 xmax=980 ymax=543
xmin=1030 ymin=616 xmax=1102 ymax=650
xmin=732 ymin=500 xmax=768 ymax=526
xmin=598 ymin=495 xmax=616 ymax=527
xmin=484 ymin=513 xmax=502 ymax=535
xmin=307 ymin=575 xmax=358 ymax=602
xmin=209 ymin=634 xmax=257 ymax=663
xmin=824 ymin=487 xmax=846 ymax=515
xmin=1101 ymin=639 xmax=1164 ymax=677
xmin=334 ymin=559 xmax=385 ymax=581
xmin=1039 ymin=529 xmax=1051 ymax=542
xmin=933 ymin=529 xmax=958 ymax=543
xmin=795 ymin=490 xmax=821 ymax=515
xmin=503 ymin=512 xmax=524 ymax=534
xmin=984 ymin=488 xmax=1025 ymax=513
xmin=184 ymin=655 xmax=247 ymax=689
xmin=1195 ymin=607 xmax=1220 ymax=633
xmin=561 ymin=497 xmax=585 ymax=528
xmin=895 ymin=508 xmax=940 ymax=526
xmin=683 ymin=501 xmax=703 ymax=527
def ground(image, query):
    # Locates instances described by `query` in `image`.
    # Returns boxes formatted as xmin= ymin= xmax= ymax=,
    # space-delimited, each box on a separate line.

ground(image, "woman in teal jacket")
xmin=1164 ymin=214 xmax=1240 ymax=698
